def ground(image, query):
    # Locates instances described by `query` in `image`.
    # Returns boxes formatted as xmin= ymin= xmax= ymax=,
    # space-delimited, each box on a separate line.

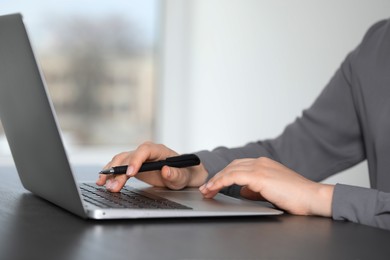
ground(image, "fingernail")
xmin=126 ymin=165 xmax=135 ymax=176
xmin=206 ymin=182 xmax=214 ymax=189
xmin=167 ymin=167 xmax=172 ymax=178
xmin=106 ymin=179 xmax=112 ymax=188
xmin=107 ymin=180 xmax=118 ymax=191
xmin=199 ymin=184 xmax=206 ymax=191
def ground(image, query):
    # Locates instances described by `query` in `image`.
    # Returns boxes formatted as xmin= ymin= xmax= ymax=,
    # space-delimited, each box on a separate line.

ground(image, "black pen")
xmin=99 ymin=154 xmax=201 ymax=175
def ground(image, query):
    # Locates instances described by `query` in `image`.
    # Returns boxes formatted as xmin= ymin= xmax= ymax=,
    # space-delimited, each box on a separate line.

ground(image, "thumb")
xmin=240 ymin=186 xmax=265 ymax=201
xmin=161 ymin=166 xmax=189 ymax=190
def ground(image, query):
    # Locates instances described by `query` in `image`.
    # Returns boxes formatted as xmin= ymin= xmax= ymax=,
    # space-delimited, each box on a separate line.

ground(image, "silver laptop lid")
xmin=0 ymin=13 xmax=86 ymax=218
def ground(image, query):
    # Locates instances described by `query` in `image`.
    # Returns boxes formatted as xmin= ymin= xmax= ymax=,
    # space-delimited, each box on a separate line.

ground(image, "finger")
xmin=160 ymin=166 xmax=189 ymax=190
xmin=240 ymin=186 xmax=265 ymax=201
xmin=96 ymin=174 xmax=107 ymax=186
xmin=96 ymin=161 xmax=117 ymax=186
xmin=199 ymin=167 xmax=255 ymax=198
xmin=98 ymin=142 xmax=168 ymax=187
xmin=209 ymin=167 xmax=253 ymax=190
xmin=126 ymin=142 xmax=177 ymax=177
xmin=199 ymin=181 xmax=220 ymax=198
xmin=109 ymin=152 xmax=131 ymax=169
xmin=106 ymin=174 xmax=129 ymax=192
xmin=202 ymin=189 xmax=220 ymax=199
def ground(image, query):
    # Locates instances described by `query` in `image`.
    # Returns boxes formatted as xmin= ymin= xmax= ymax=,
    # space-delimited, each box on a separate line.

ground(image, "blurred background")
xmin=0 ymin=0 xmax=159 ymax=163
xmin=1 ymin=0 xmax=390 ymax=187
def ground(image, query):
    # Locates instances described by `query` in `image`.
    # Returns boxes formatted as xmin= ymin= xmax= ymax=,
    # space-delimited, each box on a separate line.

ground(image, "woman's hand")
xmin=96 ymin=142 xmax=208 ymax=192
xmin=199 ymin=157 xmax=334 ymax=217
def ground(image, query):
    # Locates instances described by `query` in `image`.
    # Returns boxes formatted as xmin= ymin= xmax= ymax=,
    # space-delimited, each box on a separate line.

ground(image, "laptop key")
xmin=80 ymin=183 xmax=192 ymax=210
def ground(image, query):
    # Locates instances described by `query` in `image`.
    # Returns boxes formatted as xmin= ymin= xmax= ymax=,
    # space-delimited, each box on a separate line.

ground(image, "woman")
xmin=97 ymin=18 xmax=390 ymax=230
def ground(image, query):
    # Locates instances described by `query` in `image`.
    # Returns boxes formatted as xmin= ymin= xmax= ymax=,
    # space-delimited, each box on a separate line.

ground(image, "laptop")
xmin=0 ymin=13 xmax=282 ymax=219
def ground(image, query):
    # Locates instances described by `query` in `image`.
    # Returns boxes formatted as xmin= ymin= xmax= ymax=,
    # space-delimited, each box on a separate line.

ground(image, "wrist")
xmin=187 ymin=163 xmax=209 ymax=187
xmin=310 ymin=184 xmax=335 ymax=217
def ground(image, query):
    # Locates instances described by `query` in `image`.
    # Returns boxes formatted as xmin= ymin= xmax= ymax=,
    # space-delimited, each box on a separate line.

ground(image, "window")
xmin=0 ymin=0 xmax=160 ymax=163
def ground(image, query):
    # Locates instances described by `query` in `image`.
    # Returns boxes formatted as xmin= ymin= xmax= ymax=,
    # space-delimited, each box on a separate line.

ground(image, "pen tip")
xmin=99 ymin=169 xmax=110 ymax=174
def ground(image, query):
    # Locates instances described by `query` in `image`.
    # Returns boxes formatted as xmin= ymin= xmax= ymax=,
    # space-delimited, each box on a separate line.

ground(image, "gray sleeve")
xmin=196 ymin=44 xmax=366 ymax=196
xmin=333 ymin=184 xmax=390 ymax=230
xmin=196 ymin=36 xmax=368 ymax=180
xmin=196 ymin=20 xmax=389 ymax=183
xmin=196 ymin=19 xmax=390 ymax=230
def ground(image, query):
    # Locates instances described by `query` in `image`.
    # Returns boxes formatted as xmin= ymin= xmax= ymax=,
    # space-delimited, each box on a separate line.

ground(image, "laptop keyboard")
xmin=80 ymin=183 xmax=192 ymax=210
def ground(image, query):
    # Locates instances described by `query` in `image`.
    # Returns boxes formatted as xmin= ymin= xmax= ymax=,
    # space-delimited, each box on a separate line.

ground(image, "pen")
xmin=99 ymin=154 xmax=201 ymax=175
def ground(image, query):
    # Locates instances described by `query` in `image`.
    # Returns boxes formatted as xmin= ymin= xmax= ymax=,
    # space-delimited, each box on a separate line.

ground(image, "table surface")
xmin=1 ymin=165 xmax=390 ymax=260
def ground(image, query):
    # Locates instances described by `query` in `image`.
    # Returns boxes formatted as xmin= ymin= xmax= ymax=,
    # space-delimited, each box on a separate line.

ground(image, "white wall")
xmin=158 ymin=0 xmax=390 ymax=187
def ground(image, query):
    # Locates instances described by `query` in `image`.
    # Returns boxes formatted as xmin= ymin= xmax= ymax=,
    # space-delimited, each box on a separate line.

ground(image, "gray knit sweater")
xmin=196 ymin=18 xmax=390 ymax=230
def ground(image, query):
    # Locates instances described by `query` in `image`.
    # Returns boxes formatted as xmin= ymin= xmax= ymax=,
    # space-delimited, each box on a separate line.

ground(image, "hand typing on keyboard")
xmin=96 ymin=142 xmax=208 ymax=193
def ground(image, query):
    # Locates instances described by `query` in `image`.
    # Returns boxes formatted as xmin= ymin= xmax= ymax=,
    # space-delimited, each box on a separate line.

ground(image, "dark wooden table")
xmin=1 ymin=165 xmax=389 ymax=260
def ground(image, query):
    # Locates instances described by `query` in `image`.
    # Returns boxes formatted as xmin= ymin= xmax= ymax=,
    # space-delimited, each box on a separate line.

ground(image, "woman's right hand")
xmin=96 ymin=142 xmax=208 ymax=192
